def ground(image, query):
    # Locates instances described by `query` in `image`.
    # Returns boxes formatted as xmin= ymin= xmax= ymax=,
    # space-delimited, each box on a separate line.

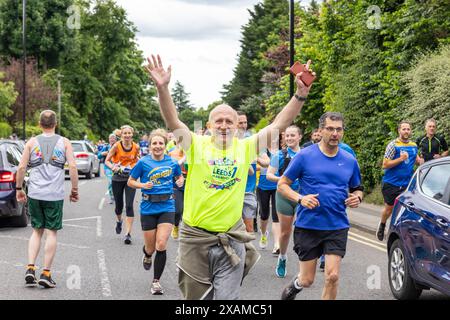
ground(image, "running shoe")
xmin=376 ymin=222 xmax=386 ymax=241
xmin=272 ymin=246 xmax=280 ymax=255
xmin=259 ymin=232 xmax=268 ymax=249
xmin=142 ymin=246 xmax=152 ymax=271
xmin=115 ymin=220 xmax=123 ymax=235
xmin=281 ymin=277 xmax=303 ymax=300
xmin=276 ymin=256 xmax=287 ymax=278
xmin=171 ymin=226 xmax=179 ymax=240
xmin=151 ymin=280 xmax=164 ymax=295
xmin=124 ymin=233 xmax=132 ymax=245
xmin=319 ymin=255 xmax=325 ymax=272
xmin=38 ymin=273 xmax=56 ymax=288
xmin=25 ymin=267 xmax=37 ymax=286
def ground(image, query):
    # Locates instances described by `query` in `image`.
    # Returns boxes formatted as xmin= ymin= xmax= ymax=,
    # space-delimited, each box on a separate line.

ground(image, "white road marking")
xmin=349 ymin=231 xmax=387 ymax=247
xmin=0 ymin=235 xmax=90 ymax=249
xmin=62 ymin=224 xmax=92 ymax=229
xmin=98 ymin=198 xmax=105 ymax=211
xmin=63 ymin=216 xmax=101 ymax=222
xmin=97 ymin=250 xmax=112 ymax=297
xmin=348 ymin=236 xmax=387 ymax=253
xmin=96 ymin=216 xmax=102 ymax=238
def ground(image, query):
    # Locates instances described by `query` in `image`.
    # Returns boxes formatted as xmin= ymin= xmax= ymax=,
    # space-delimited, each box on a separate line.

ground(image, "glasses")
xmin=323 ymin=126 xmax=344 ymax=133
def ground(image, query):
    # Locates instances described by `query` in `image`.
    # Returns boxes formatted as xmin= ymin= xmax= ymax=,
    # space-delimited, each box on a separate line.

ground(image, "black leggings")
xmin=112 ymin=179 xmax=136 ymax=217
xmin=257 ymin=188 xmax=278 ymax=223
xmin=174 ymin=189 xmax=184 ymax=227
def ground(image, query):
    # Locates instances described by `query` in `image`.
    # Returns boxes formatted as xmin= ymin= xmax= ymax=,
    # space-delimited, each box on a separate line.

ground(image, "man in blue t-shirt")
xmin=277 ymin=112 xmax=363 ymax=300
xmin=377 ymin=121 xmax=418 ymax=241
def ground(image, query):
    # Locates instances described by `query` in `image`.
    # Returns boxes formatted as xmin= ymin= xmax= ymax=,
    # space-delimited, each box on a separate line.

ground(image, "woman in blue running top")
xmin=128 ymin=129 xmax=183 ymax=295
xmin=267 ymin=125 xmax=302 ymax=279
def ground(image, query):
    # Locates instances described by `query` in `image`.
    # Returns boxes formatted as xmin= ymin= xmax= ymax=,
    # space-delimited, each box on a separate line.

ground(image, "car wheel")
xmin=9 ymin=201 xmax=29 ymax=228
xmin=388 ymin=239 xmax=422 ymax=300
xmin=94 ymin=163 xmax=101 ymax=178
xmin=86 ymin=165 xmax=93 ymax=179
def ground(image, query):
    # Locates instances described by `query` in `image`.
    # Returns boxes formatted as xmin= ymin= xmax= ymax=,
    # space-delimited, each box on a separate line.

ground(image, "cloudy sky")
xmin=114 ymin=0 xmax=312 ymax=109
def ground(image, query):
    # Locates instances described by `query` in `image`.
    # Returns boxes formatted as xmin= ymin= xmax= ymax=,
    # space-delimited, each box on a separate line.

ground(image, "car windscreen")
xmin=71 ymin=143 xmax=84 ymax=152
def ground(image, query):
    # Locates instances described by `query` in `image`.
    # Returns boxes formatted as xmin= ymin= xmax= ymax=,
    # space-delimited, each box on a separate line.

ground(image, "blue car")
xmin=387 ymin=157 xmax=450 ymax=299
xmin=0 ymin=140 xmax=29 ymax=228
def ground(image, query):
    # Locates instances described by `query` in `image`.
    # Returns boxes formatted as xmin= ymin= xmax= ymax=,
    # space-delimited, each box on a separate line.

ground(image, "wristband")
xmin=294 ymin=94 xmax=307 ymax=102
xmin=16 ymin=187 xmax=22 ymax=191
xmin=357 ymin=196 xmax=362 ymax=203
xmin=297 ymin=194 xmax=304 ymax=205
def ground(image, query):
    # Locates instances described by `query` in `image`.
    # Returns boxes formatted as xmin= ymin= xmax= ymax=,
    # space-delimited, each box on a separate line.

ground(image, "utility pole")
xmin=57 ymin=73 xmax=63 ymax=134
xmin=289 ymin=0 xmax=295 ymax=98
xmin=22 ymin=0 xmax=27 ymax=140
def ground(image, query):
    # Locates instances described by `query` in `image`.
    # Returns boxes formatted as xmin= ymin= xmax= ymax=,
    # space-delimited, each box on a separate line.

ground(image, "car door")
xmin=419 ymin=163 xmax=450 ymax=293
xmin=398 ymin=169 xmax=437 ymax=286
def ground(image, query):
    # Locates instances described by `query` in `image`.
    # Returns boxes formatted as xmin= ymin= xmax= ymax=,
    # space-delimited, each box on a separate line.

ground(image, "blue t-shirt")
xmin=130 ymin=154 xmax=182 ymax=215
xmin=258 ymin=166 xmax=277 ymax=190
xmin=270 ymin=147 xmax=300 ymax=191
xmin=284 ymin=144 xmax=362 ymax=230
xmin=245 ymin=163 xmax=257 ymax=193
xmin=339 ymin=142 xmax=356 ymax=158
xmin=382 ymin=139 xmax=418 ymax=187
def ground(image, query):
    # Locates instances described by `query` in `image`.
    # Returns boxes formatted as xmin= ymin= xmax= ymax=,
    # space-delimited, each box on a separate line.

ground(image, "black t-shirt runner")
xmin=416 ymin=134 xmax=448 ymax=162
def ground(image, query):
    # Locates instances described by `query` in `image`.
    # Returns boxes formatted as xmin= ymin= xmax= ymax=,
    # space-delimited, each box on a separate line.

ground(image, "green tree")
xmin=400 ymin=45 xmax=450 ymax=141
xmin=0 ymin=0 xmax=76 ymax=70
xmin=0 ymin=71 xmax=17 ymax=119
xmin=171 ymin=80 xmax=193 ymax=113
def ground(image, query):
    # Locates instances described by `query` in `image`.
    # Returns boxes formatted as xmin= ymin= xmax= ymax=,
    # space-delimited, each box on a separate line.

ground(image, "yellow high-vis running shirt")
xmin=183 ymin=134 xmax=258 ymax=232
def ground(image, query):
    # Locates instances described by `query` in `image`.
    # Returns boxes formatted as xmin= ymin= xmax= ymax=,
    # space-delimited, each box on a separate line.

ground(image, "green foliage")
xmin=172 ymin=80 xmax=193 ymax=112
xmin=222 ymin=0 xmax=289 ymax=108
xmin=0 ymin=121 xmax=12 ymax=138
xmin=399 ymin=45 xmax=450 ymax=141
xmin=0 ymin=71 xmax=17 ymax=118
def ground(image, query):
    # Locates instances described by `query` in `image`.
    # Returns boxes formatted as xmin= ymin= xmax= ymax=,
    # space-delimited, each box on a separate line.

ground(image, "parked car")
xmin=0 ymin=140 xmax=28 ymax=227
xmin=66 ymin=141 xmax=101 ymax=179
xmin=387 ymin=157 xmax=450 ymax=299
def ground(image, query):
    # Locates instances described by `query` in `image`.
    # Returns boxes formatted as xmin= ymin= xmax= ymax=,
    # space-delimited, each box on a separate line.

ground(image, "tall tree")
xmin=171 ymin=80 xmax=193 ymax=113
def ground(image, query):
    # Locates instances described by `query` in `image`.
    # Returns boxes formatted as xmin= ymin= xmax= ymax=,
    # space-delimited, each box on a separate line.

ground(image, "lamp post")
xmin=289 ymin=0 xmax=295 ymax=98
xmin=22 ymin=0 xmax=27 ymax=140
xmin=57 ymin=73 xmax=63 ymax=134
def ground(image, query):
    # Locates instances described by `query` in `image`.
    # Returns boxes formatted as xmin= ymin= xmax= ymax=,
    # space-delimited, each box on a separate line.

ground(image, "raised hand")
xmin=295 ymin=59 xmax=315 ymax=97
xmin=145 ymin=54 xmax=171 ymax=88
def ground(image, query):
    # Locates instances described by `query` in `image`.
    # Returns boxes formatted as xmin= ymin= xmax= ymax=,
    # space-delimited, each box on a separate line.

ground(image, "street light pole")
xmin=22 ymin=0 xmax=27 ymax=140
xmin=289 ymin=0 xmax=295 ymax=98
xmin=57 ymin=74 xmax=62 ymax=134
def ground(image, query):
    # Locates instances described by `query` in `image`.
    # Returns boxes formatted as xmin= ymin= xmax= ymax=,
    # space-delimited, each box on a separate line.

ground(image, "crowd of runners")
xmin=16 ymin=55 xmax=448 ymax=299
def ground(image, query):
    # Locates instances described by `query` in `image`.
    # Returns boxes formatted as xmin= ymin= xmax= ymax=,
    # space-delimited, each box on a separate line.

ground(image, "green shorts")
xmin=28 ymin=198 xmax=64 ymax=230
xmin=275 ymin=191 xmax=298 ymax=216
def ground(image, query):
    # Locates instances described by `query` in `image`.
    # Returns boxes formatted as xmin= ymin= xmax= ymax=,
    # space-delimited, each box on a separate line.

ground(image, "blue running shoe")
xmin=276 ymin=256 xmax=287 ymax=278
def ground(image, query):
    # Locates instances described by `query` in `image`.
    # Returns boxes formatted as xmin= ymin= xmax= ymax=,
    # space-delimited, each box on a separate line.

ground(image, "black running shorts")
xmin=140 ymin=212 xmax=175 ymax=231
xmin=382 ymin=182 xmax=406 ymax=206
xmin=293 ymin=227 xmax=349 ymax=261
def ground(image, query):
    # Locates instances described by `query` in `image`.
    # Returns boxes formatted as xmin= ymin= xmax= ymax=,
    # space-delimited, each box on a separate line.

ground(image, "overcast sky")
xmin=114 ymin=0 xmax=312 ymax=109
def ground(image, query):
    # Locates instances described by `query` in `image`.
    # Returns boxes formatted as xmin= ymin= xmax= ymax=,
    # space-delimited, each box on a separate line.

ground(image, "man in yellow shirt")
xmin=146 ymin=54 xmax=314 ymax=300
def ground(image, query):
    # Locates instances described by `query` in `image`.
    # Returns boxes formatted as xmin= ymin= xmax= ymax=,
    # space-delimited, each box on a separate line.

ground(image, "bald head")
xmin=39 ymin=110 xmax=57 ymax=129
xmin=209 ymin=104 xmax=238 ymax=123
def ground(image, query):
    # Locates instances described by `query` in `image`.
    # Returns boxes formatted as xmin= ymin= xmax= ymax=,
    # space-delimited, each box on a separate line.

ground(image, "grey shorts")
xmin=204 ymin=238 xmax=245 ymax=300
xmin=242 ymin=192 xmax=257 ymax=219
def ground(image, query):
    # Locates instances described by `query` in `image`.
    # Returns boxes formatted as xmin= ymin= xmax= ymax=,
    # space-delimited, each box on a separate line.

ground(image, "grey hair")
xmin=319 ymin=112 xmax=344 ymax=128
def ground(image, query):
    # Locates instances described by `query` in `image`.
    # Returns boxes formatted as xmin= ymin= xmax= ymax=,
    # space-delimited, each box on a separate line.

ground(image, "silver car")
xmin=66 ymin=140 xmax=101 ymax=179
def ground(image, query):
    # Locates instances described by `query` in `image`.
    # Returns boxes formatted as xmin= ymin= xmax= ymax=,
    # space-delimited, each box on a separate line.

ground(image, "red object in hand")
xmin=289 ymin=61 xmax=316 ymax=86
